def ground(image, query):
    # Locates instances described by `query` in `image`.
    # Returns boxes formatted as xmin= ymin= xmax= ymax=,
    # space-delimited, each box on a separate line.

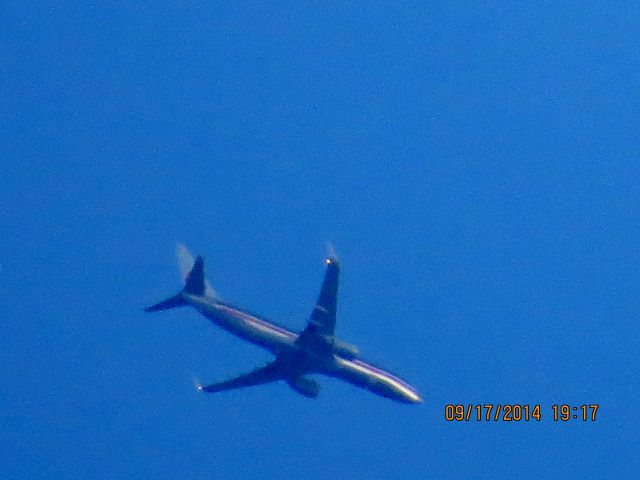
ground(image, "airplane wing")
xmin=300 ymin=253 xmax=340 ymax=340
xmin=198 ymin=361 xmax=284 ymax=394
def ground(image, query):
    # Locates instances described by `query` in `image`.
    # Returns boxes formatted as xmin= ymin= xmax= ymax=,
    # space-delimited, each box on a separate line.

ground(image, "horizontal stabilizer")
xmin=144 ymin=294 xmax=186 ymax=312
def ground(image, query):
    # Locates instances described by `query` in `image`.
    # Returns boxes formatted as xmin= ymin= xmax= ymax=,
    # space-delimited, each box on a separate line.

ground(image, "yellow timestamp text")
xmin=444 ymin=404 xmax=599 ymax=422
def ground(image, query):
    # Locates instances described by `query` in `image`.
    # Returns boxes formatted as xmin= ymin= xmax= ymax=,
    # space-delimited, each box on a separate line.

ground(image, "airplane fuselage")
xmin=185 ymin=294 xmax=422 ymax=404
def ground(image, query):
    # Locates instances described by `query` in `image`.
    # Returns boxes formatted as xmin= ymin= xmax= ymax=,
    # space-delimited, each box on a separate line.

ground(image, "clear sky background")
xmin=2 ymin=3 xmax=639 ymax=479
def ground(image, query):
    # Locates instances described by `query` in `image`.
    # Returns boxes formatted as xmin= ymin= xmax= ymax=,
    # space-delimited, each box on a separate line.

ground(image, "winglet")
xmin=326 ymin=242 xmax=339 ymax=266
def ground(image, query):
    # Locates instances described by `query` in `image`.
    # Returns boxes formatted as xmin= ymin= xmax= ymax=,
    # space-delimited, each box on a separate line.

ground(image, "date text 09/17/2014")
xmin=444 ymin=404 xmax=599 ymax=422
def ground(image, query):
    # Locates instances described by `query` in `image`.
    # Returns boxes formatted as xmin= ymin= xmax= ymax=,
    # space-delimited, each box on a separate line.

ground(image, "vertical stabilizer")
xmin=144 ymin=248 xmax=212 ymax=313
xmin=184 ymin=256 xmax=205 ymax=296
xmin=177 ymin=244 xmax=217 ymax=298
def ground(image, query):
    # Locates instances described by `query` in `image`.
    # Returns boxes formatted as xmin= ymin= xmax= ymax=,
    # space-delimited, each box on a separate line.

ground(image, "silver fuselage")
xmin=186 ymin=294 xmax=421 ymax=404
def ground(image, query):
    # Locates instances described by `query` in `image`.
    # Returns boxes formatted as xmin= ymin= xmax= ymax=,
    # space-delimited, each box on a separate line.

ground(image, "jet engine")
xmin=287 ymin=376 xmax=321 ymax=398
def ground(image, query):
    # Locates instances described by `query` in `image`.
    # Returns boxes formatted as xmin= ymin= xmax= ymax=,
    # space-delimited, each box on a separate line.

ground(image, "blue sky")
xmin=2 ymin=3 xmax=639 ymax=478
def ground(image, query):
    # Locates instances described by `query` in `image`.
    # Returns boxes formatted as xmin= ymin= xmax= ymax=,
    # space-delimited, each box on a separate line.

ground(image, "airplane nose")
xmin=406 ymin=392 xmax=423 ymax=404
xmin=397 ymin=386 xmax=422 ymax=404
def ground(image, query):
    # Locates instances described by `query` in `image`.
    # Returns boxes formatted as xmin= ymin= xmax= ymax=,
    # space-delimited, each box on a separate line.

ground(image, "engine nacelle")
xmin=287 ymin=376 xmax=321 ymax=398
xmin=332 ymin=340 xmax=360 ymax=359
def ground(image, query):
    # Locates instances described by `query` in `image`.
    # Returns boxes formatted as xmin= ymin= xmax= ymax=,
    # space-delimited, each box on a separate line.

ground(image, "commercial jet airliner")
xmin=144 ymin=245 xmax=421 ymax=404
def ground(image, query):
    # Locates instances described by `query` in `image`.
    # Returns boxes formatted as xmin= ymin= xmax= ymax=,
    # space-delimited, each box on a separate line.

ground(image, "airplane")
xmin=144 ymin=245 xmax=422 ymax=404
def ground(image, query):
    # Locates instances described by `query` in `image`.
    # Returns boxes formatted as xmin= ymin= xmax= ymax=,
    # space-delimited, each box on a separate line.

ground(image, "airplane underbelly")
xmin=329 ymin=357 xmax=421 ymax=403
xmin=200 ymin=306 xmax=296 ymax=353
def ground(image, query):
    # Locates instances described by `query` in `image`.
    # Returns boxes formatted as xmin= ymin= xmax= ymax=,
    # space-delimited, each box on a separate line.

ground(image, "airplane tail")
xmin=177 ymin=243 xmax=216 ymax=298
xmin=183 ymin=255 xmax=206 ymax=296
xmin=144 ymin=245 xmax=215 ymax=312
xmin=144 ymin=293 xmax=186 ymax=312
